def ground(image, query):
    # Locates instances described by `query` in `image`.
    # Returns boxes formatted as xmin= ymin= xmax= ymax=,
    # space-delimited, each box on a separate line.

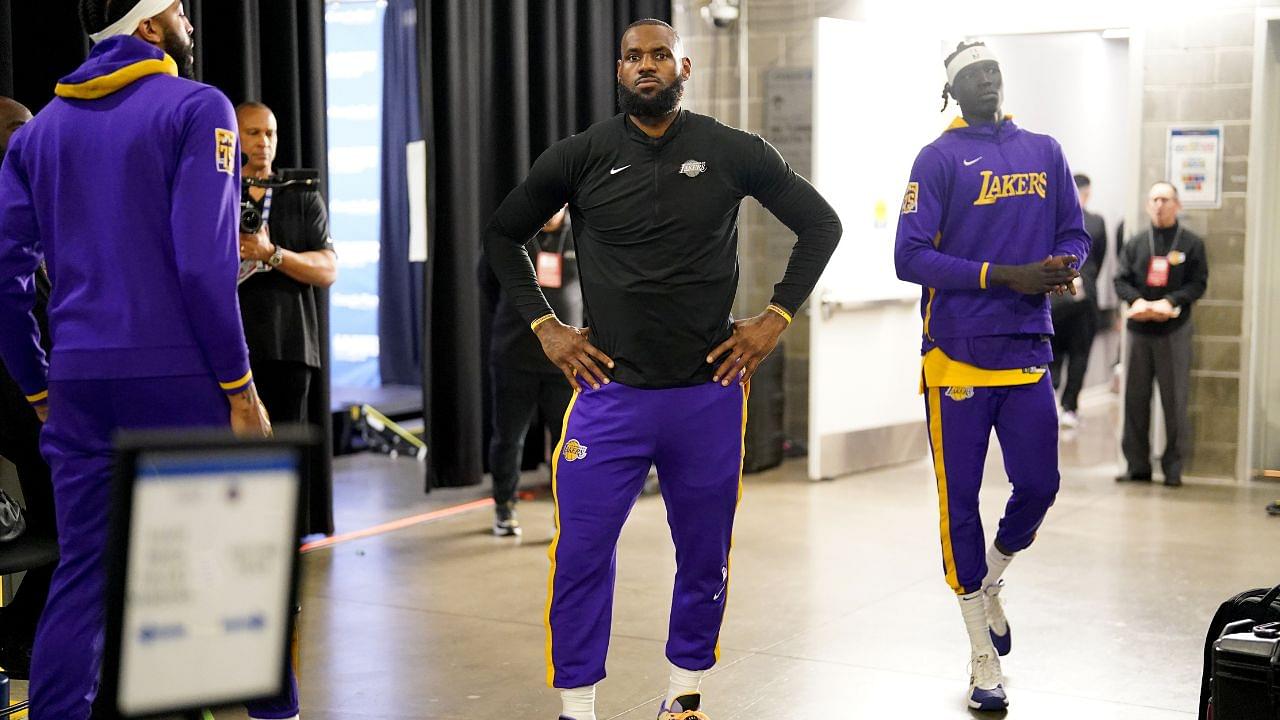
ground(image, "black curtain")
xmin=415 ymin=0 xmax=671 ymax=489
xmin=0 ymin=1 xmax=87 ymax=111
xmin=188 ymin=0 xmax=333 ymax=536
xmin=0 ymin=1 xmax=335 ymax=535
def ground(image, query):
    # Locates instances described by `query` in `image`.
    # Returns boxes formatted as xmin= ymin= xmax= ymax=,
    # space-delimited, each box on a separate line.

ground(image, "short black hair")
xmin=1073 ymin=173 xmax=1091 ymax=189
xmin=621 ymin=18 xmax=682 ymax=55
xmin=79 ymin=0 xmax=138 ymax=36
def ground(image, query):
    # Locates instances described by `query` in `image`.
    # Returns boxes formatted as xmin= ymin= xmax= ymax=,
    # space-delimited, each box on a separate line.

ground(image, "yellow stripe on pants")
xmin=544 ymin=389 xmax=580 ymax=687
xmin=927 ymin=387 xmax=963 ymax=593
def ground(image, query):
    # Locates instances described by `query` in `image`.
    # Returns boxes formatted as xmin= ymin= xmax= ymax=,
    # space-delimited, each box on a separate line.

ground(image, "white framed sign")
xmin=1166 ymin=125 xmax=1223 ymax=208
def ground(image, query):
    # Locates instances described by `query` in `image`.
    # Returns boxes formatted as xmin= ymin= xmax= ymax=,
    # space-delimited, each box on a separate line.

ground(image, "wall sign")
xmin=1166 ymin=125 xmax=1223 ymax=209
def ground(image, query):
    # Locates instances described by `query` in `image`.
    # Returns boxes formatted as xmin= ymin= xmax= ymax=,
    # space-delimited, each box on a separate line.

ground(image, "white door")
xmin=808 ymin=18 xmax=946 ymax=481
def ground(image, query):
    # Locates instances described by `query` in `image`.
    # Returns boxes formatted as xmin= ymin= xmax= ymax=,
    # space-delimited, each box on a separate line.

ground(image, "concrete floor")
xmin=12 ymin=400 xmax=1280 ymax=718
xmin=227 ymin=400 xmax=1279 ymax=719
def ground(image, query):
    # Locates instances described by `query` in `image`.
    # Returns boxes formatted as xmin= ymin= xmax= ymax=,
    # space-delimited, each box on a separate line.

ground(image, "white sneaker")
xmin=984 ymin=579 xmax=1011 ymax=656
xmin=967 ymin=651 xmax=1008 ymax=711
xmin=1060 ymin=410 xmax=1079 ymax=429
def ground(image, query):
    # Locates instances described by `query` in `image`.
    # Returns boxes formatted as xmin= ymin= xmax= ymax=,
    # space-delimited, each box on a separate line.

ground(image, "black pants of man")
xmin=489 ymin=366 xmax=572 ymax=507
xmin=251 ymin=358 xmax=313 ymax=426
xmin=1122 ymin=322 xmax=1193 ymax=482
xmin=1050 ymin=299 xmax=1097 ymax=413
xmin=0 ymin=375 xmax=56 ymax=678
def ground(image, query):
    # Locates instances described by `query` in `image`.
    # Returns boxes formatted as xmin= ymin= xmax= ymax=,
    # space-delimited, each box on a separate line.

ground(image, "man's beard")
xmin=162 ymin=32 xmax=196 ymax=79
xmin=617 ymin=75 xmax=684 ymax=119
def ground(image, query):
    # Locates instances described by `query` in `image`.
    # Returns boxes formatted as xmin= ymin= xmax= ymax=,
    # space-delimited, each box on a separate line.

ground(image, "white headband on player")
xmin=945 ymin=44 xmax=999 ymax=85
xmin=88 ymin=0 xmax=173 ymax=43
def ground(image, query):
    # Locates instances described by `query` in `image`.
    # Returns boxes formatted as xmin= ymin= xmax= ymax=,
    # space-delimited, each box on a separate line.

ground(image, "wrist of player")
xmin=764 ymin=303 xmax=793 ymax=328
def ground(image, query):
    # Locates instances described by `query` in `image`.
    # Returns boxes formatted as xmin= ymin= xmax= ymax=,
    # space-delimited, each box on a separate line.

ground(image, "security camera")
xmin=701 ymin=0 xmax=739 ymax=29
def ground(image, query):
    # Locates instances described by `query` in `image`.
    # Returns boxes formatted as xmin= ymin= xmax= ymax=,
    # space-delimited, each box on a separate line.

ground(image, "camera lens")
xmin=240 ymin=203 xmax=263 ymax=234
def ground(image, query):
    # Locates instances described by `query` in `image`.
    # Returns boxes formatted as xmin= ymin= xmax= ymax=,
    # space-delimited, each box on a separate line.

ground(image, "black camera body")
xmin=240 ymin=201 xmax=264 ymax=234
xmin=239 ymin=169 xmax=322 ymax=235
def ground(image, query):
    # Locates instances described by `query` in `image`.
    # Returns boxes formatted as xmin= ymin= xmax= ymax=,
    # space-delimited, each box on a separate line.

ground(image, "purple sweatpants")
xmin=922 ymin=376 xmax=1060 ymax=595
xmin=31 ymin=375 xmax=299 ymax=720
xmin=545 ymin=380 xmax=746 ymax=689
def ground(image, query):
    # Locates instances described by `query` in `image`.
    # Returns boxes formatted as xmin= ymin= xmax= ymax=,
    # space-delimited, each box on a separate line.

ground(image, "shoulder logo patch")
xmin=901 ymin=181 xmax=919 ymax=214
xmin=679 ymin=160 xmax=707 ymax=177
xmin=215 ymin=128 xmax=237 ymax=176
xmin=562 ymin=439 xmax=588 ymax=463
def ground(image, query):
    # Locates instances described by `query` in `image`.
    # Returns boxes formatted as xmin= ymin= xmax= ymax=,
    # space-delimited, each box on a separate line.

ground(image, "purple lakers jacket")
xmin=894 ymin=117 xmax=1091 ymax=382
xmin=0 ymin=36 xmax=252 ymax=403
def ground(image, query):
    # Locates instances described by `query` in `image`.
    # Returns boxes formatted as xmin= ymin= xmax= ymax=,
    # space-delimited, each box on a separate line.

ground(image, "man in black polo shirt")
xmin=484 ymin=19 xmax=841 ymax=720
xmin=236 ymin=102 xmax=336 ymax=434
xmin=1114 ymin=180 xmax=1208 ymax=487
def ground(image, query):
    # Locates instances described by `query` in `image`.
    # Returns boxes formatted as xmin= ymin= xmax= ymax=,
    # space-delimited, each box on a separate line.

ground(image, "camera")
xmin=701 ymin=0 xmax=739 ymax=29
xmin=239 ymin=170 xmax=322 ymax=235
xmin=240 ymin=201 xmax=263 ymax=234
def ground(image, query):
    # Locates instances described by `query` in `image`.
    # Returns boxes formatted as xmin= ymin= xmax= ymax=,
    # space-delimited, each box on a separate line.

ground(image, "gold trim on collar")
xmin=55 ymin=55 xmax=178 ymax=100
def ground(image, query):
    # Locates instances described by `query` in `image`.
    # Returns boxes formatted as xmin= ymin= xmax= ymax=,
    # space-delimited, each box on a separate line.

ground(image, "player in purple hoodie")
xmin=894 ymin=41 xmax=1090 ymax=711
xmin=0 ymin=1 xmax=297 ymax=718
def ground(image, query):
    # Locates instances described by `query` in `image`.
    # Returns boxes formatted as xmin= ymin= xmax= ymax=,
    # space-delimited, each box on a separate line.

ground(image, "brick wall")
xmin=1140 ymin=6 xmax=1259 ymax=477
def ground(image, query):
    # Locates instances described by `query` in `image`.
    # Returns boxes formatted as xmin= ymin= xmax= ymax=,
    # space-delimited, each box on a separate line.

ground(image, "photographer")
xmin=235 ymin=102 xmax=336 ymax=445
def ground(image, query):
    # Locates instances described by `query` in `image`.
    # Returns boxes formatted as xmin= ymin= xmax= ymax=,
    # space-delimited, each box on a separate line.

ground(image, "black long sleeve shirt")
xmin=1114 ymin=222 xmax=1208 ymax=335
xmin=483 ymin=110 xmax=842 ymax=388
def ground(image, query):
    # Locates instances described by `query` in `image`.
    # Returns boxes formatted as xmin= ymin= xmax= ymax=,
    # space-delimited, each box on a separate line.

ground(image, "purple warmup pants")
xmin=31 ymin=375 xmax=299 ymax=720
xmin=545 ymin=381 xmax=746 ymax=689
xmin=922 ymin=376 xmax=1060 ymax=596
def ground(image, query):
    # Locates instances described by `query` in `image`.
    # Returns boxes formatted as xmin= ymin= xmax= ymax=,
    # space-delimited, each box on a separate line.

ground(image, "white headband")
xmin=88 ymin=0 xmax=174 ymax=44
xmin=945 ymin=44 xmax=999 ymax=85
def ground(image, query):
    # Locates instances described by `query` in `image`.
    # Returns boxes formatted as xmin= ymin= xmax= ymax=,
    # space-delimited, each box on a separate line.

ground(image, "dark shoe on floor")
xmin=493 ymin=502 xmax=521 ymax=537
xmin=1164 ymin=476 xmax=1183 ymax=487
xmin=1115 ymin=473 xmax=1152 ymax=483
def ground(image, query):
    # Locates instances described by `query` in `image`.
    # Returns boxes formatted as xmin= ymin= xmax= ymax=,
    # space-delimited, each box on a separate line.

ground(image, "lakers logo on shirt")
xmin=901 ymin=181 xmax=919 ymax=214
xmin=679 ymin=160 xmax=707 ymax=178
xmin=215 ymin=128 xmax=237 ymax=176
xmin=973 ymin=170 xmax=1048 ymax=206
xmin=562 ymin=439 xmax=588 ymax=463
xmin=946 ymin=386 xmax=974 ymax=401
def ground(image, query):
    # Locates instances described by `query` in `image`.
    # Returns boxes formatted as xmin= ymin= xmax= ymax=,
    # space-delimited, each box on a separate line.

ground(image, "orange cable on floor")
xmin=299 ymin=498 xmax=495 ymax=553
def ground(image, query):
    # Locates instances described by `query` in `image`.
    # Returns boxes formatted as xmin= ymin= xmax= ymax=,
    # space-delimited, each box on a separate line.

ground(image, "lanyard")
xmin=261 ymin=187 xmax=273 ymax=225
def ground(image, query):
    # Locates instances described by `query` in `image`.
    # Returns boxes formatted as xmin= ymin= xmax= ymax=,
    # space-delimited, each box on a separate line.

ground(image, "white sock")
xmin=561 ymin=685 xmax=597 ymax=720
xmin=958 ymin=590 xmax=996 ymax=657
xmin=666 ymin=663 xmax=705 ymax=708
xmin=982 ymin=544 xmax=1015 ymax=589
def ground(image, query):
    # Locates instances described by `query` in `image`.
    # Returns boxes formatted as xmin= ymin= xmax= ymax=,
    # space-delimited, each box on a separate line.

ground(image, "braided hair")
xmin=939 ymin=40 xmax=988 ymax=112
xmin=78 ymin=0 xmax=138 ymax=36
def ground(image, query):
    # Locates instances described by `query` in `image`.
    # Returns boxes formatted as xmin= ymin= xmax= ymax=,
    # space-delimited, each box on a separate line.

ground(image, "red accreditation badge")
xmin=1146 ymin=256 xmax=1171 ymax=287
xmin=536 ymin=251 xmax=563 ymax=289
